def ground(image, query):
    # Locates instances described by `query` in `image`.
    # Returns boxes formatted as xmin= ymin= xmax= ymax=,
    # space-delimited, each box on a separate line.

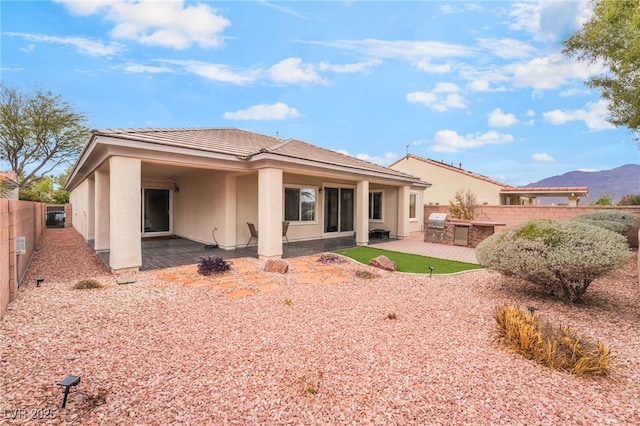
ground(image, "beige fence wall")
xmin=424 ymin=204 xmax=640 ymax=248
xmin=0 ymin=201 xmax=71 ymax=318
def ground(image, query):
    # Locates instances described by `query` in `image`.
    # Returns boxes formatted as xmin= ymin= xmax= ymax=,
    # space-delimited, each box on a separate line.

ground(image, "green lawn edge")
xmin=334 ymin=246 xmax=482 ymax=274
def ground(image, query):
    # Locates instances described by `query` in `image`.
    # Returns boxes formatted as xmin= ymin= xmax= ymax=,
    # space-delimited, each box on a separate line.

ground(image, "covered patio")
xmin=96 ymin=235 xmax=394 ymax=271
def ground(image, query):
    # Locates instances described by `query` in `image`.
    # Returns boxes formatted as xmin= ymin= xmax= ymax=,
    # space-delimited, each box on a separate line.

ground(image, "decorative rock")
xmin=369 ymin=255 xmax=396 ymax=272
xmin=264 ymin=259 xmax=289 ymax=274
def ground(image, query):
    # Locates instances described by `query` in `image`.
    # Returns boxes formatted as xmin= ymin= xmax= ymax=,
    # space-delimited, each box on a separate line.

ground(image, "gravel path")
xmin=1 ymin=228 xmax=639 ymax=425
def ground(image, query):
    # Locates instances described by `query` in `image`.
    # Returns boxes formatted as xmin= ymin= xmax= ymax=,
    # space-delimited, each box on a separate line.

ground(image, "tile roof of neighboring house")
xmin=501 ymin=186 xmax=588 ymax=194
xmin=87 ymin=127 xmax=426 ymax=184
xmin=390 ymin=154 xmax=510 ymax=188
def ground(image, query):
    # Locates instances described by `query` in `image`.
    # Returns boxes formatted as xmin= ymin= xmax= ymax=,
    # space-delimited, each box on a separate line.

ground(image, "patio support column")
xmin=356 ymin=180 xmax=369 ymax=246
xmin=94 ymin=169 xmax=110 ymax=252
xmin=87 ymin=176 xmax=95 ymax=242
xmin=109 ymin=156 xmax=141 ymax=272
xmin=397 ymin=185 xmax=410 ymax=239
xmin=221 ymin=174 xmax=237 ymax=249
xmin=257 ymin=168 xmax=283 ymax=259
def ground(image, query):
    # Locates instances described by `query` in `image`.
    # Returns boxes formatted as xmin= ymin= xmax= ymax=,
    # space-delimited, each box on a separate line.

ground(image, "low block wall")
xmin=424 ymin=205 xmax=640 ymax=248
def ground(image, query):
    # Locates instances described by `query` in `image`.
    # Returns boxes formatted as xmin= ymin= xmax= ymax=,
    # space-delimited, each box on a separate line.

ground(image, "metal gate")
xmin=45 ymin=206 xmax=66 ymax=228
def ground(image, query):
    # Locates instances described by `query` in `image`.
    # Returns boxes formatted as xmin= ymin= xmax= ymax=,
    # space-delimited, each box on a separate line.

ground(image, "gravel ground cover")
xmin=1 ymin=229 xmax=639 ymax=425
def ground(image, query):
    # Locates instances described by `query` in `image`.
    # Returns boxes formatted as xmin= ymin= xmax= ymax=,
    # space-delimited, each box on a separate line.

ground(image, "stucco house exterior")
xmin=389 ymin=154 xmax=587 ymax=207
xmin=66 ymin=128 xmax=429 ymax=272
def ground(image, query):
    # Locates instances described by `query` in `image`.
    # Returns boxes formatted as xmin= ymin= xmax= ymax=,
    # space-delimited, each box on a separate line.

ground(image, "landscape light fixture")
xmin=36 ymin=278 xmax=44 ymax=287
xmin=429 ymin=266 xmax=434 ymax=277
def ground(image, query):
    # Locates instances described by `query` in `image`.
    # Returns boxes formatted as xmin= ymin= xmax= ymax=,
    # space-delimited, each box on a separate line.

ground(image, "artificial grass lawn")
xmin=334 ymin=246 xmax=483 ymax=274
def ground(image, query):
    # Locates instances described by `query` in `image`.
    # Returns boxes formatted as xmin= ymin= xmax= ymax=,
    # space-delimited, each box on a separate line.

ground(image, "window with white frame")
xmin=409 ymin=192 xmax=418 ymax=220
xmin=284 ymin=186 xmax=316 ymax=222
xmin=369 ymin=190 xmax=383 ymax=221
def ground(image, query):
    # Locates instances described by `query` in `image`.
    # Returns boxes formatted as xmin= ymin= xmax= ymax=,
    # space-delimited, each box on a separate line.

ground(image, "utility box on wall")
xmin=15 ymin=237 xmax=26 ymax=255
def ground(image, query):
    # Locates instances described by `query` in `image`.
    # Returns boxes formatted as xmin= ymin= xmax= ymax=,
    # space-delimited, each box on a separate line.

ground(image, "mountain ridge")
xmin=526 ymin=164 xmax=640 ymax=204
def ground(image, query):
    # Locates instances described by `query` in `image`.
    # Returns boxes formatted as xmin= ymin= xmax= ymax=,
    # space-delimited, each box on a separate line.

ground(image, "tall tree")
xmin=0 ymin=85 xmax=89 ymax=187
xmin=563 ymin=0 xmax=640 ymax=139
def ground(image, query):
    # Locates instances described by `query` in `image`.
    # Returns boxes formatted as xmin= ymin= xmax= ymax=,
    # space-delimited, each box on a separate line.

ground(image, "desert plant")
xmin=386 ymin=312 xmax=397 ymax=320
xmin=299 ymin=367 xmax=323 ymax=396
xmin=617 ymin=194 xmax=640 ymax=206
xmin=73 ymin=278 xmax=103 ymax=289
xmin=197 ymin=256 xmax=231 ymax=276
xmin=317 ymin=253 xmax=344 ymax=265
xmin=449 ymin=189 xmax=478 ymax=220
xmin=354 ymin=270 xmax=379 ymax=279
xmin=494 ymin=305 xmax=611 ymax=376
xmin=572 ymin=210 xmax=637 ymax=234
xmin=591 ymin=193 xmax=614 ymax=206
xmin=476 ymin=219 xmax=630 ymax=302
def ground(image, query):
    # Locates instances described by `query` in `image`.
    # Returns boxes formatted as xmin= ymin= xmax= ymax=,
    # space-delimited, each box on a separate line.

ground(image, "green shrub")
xmin=74 ymin=278 xmax=103 ymax=289
xmin=476 ymin=219 xmax=630 ymax=302
xmin=572 ymin=210 xmax=637 ymax=234
xmin=495 ymin=305 xmax=611 ymax=376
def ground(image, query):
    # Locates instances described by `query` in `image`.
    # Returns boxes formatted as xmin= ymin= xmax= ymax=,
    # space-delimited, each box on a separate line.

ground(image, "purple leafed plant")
xmin=197 ymin=256 xmax=231 ymax=276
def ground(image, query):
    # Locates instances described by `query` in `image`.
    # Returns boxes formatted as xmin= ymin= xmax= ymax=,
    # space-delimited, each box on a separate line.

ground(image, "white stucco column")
xmin=221 ymin=174 xmax=237 ymax=249
xmin=397 ymin=185 xmax=410 ymax=239
xmin=109 ymin=157 xmax=141 ymax=272
xmin=94 ymin=170 xmax=110 ymax=252
xmin=356 ymin=180 xmax=369 ymax=246
xmin=258 ymin=168 xmax=283 ymax=259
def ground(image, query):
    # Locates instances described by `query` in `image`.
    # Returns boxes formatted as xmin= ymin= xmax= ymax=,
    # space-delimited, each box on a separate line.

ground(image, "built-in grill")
xmin=427 ymin=213 xmax=449 ymax=229
xmin=426 ymin=213 xmax=449 ymax=242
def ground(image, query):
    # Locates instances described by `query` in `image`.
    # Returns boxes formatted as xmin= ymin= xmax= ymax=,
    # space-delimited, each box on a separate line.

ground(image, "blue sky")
xmin=2 ymin=0 xmax=638 ymax=186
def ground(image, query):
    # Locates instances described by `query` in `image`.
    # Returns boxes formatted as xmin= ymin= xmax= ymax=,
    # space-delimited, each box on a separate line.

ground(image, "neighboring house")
xmin=0 ymin=171 xmax=20 ymax=200
xmin=389 ymin=154 xmax=587 ymax=207
xmin=66 ymin=128 xmax=429 ymax=272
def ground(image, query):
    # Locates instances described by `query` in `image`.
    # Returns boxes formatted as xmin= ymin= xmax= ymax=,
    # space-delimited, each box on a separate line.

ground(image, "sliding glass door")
xmin=323 ymin=187 xmax=354 ymax=234
xmin=142 ymin=188 xmax=171 ymax=236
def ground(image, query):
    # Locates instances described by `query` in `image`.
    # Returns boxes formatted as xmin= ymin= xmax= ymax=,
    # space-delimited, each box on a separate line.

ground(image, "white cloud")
xmin=406 ymin=83 xmax=468 ymax=112
xmin=269 ymin=58 xmax=325 ymax=85
xmin=423 ymin=129 xmax=514 ymax=153
xmin=57 ymin=0 xmax=230 ymax=49
xmin=160 ymin=60 xmax=257 ymax=85
xmin=508 ymin=0 xmax=591 ymax=42
xmin=5 ymin=32 xmax=124 ymax=56
xmin=512 ymin=54 xmax=602 ymax=90
xmin=308 ymin=39 xmax=477 ymax=61
xmin=122 ymin=63 xmax=175 ymax=74
xmin=488 ymin=108 xmax=518 ymax=127
xmin=542 ymin=99 xmax=614 ymax=131
xmin=20 ymin=44 xmax=35 ymax=53
xmin=317 ymin=59 xmax=381 ymax=74
xmin=476 ymin=37 xmax=536 ymax=60
xmin=415 ymin=58 xmax=451 ymax=74
xmin=335 ymin=150 xmax=398 ymax=166
xmin=223 ymin=102 xmax=300 ymax=121
xmin=531 ymin=153 xmax=555 ymax=162
xmin=559 ymin=88 xmax=591 ymax=97
xmin=255 ymin=0 xmax=309 ymax=19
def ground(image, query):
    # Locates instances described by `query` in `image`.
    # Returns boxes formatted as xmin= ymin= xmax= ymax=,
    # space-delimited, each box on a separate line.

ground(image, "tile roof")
xmin=90 ymin=127 xmax=424 ymax=183
xmin=391 ymin=154 xmax=509 ymax=187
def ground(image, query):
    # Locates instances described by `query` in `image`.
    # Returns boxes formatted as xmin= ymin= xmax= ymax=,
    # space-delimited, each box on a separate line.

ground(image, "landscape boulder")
xmin=369 ymin=255 xmax=396 ymax=272
xmin=264 ymin=259 xmax=289 ymax=274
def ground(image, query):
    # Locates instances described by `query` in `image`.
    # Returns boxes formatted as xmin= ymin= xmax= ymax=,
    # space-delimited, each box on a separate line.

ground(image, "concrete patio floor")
xmin=95 ymin=235 xmax=478 ymax=271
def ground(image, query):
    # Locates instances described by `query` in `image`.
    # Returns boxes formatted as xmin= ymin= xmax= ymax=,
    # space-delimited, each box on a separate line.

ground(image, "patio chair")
xmin=246 ymin=222 xmax=258 ymax=247
xmin=282 ymin=221 xmax=290 ymax=244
